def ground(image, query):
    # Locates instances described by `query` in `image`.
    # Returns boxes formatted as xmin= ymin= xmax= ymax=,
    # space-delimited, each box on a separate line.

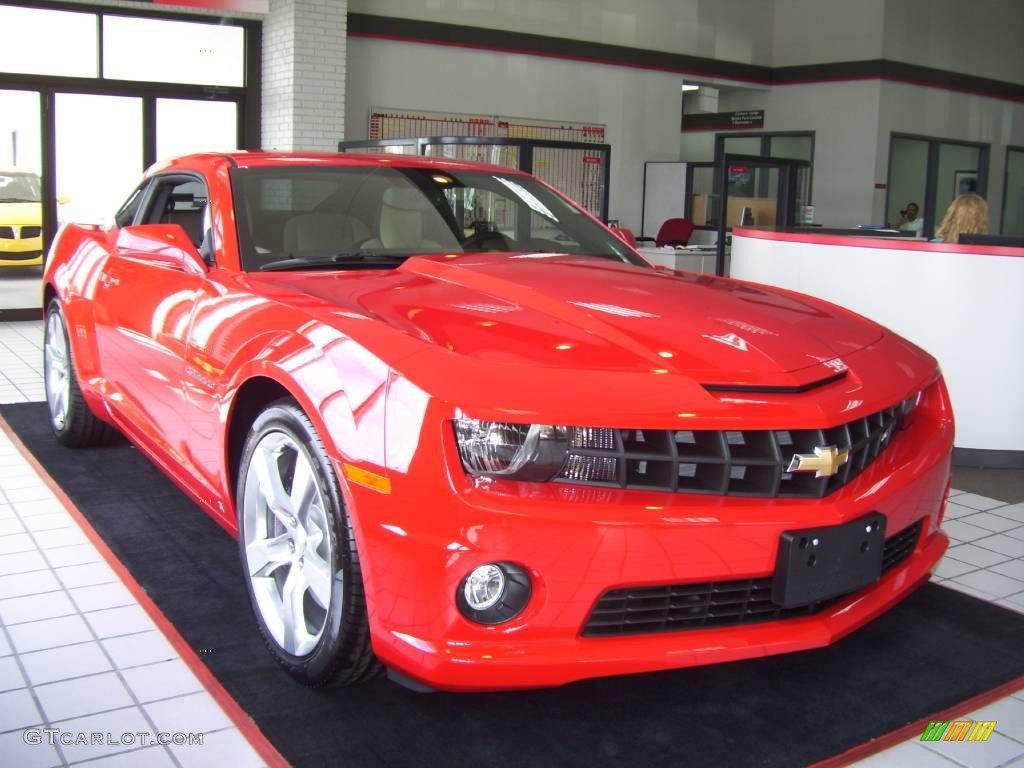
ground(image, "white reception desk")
xmin=730 ymin=227 xmax=1024 ymax=467
xmin=637 ymin=246 xmax=717 ymax=274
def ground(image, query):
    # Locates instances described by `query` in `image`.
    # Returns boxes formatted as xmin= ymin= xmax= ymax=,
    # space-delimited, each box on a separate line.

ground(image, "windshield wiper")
xmin=259 ymin=251 xmax=411 ymax=272
xmin=0 ymin=197 xmax=38 ymax=203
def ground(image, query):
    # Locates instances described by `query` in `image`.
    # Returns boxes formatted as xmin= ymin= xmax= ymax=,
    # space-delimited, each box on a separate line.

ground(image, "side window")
xmin=114 ymin=183 xmax=147 ymax=229
xmin=140 ymin=175 xmax=212 ymax=257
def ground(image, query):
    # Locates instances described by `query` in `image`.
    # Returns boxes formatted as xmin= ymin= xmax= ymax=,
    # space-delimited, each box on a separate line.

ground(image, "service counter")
xmin=731 ymin=227 xmax=1024 ymax=468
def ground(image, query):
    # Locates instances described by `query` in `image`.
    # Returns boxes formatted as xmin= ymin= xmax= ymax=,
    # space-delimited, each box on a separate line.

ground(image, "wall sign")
xmin=681 ymin=109 xmax=765 ymax=132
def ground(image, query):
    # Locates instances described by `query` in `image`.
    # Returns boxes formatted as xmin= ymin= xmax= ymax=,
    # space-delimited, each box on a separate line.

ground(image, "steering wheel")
xmin=461 ymin=221 xmax=511 ymax=252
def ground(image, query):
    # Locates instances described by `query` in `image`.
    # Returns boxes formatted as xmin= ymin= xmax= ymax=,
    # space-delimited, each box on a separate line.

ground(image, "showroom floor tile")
xmin=0 ymin=427 xmax=267 ymax=766
xmin=1 ymin=319 xmax=1022 ymax=767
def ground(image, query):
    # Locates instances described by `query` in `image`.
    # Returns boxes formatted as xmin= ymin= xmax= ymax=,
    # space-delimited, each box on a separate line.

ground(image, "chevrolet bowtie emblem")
xmin=787 ymin=445 xmax=850 ymax=478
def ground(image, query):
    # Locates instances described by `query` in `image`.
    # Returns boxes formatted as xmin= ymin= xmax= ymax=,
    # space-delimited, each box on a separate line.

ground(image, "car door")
xmin=94 ymin=173 xmax=211 ymax=476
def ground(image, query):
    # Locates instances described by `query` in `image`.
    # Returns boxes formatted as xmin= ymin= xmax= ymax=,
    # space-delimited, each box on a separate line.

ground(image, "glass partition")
xmin=424 ymin=143 xmax=519 ymax=168
xmin=532 ymin=147 xmax=605 ymax=220
xmin=689 ymin=165 xmax=715 ymax=227
xmin=341 ymin=137 xmax=612 ymax=222
xmin=886 ymin=133 xmax=989 ymax=238
xmin=887 ymin=137 xmax=928 ymax=232
xmin=1003 ymin=147 xmax=1024 ymax=237
xmin=935 ymin=143 xmax=983 ymax=229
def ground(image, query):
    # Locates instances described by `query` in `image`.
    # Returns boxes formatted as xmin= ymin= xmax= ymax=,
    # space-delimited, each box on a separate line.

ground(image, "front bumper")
xmin=0 ymin=236 xmax=44 ymax=266
xmin=345 ymin=401 xmax=953 ymax=691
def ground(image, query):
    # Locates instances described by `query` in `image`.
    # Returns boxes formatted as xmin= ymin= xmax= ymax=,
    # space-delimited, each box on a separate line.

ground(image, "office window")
xmin=0 ymin=5 xmax=98 ymax=78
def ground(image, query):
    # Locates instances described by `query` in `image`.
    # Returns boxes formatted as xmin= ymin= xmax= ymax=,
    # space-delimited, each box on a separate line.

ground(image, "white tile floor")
xmin=0 ymin=322 xmax=267 ymax=767
xmin=1 ymin=319 xmax=1023 ymax=767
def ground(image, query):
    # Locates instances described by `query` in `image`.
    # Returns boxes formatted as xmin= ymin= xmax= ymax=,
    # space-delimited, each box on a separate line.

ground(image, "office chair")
xmin=636 ymin=218 xmax=695 ymax=247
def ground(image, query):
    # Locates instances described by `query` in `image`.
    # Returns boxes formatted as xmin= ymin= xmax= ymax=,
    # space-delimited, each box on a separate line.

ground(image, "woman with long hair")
xmin=935 ymin=193 xmax=989 ymax=243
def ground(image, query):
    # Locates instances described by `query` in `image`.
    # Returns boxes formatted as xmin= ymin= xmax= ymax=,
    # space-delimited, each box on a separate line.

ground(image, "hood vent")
xmin=702 ymin=370 xmax=847 ymax=395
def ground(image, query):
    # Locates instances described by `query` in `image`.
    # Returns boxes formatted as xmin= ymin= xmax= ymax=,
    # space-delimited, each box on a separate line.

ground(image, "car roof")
xmin=155 ymin=151 xmax=530 ymax=176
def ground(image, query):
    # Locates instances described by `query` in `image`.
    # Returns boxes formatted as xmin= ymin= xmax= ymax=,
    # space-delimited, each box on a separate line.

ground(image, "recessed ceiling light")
xmin=681 ymin=83 xmax=700 ymax=92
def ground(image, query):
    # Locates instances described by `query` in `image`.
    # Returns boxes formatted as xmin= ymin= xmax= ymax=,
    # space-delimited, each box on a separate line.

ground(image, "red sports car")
xmin=42 ymin=152 xmax=953 ymax=691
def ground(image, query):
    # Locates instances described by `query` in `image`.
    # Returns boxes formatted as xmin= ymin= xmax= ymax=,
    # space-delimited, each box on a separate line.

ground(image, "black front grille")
xmin=556 ymin=404 xmax=904 ymax=499
xmin=582 ymin=519 xmax=923 ymax=638
xmin=0 ymin=227 xmax=14 ymax=239
xmin=19 ymin=226 xmax=41 ymax=239
xmin=882 ymin=518 xmax=922 ymax=573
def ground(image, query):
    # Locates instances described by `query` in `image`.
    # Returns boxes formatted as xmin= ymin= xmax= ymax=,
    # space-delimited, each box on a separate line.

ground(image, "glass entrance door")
xmin=0 ymin=89 xmax=43 ymax=314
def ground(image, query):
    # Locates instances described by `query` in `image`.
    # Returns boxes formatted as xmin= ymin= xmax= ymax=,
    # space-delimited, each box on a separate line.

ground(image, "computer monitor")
xmin=958 ymin=233 xmax=1024 ymax=248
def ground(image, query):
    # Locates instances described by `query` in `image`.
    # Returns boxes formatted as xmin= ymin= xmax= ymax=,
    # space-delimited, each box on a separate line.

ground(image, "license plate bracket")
xmin=772 ymin=513 xmax=887 ymax=608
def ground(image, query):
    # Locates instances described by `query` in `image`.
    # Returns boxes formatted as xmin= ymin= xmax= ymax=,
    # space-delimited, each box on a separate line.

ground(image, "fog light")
xmin=456 ymin=562 xmax=532 ymax=625
xmin=464 ymin=565 xmax=505 ymax=610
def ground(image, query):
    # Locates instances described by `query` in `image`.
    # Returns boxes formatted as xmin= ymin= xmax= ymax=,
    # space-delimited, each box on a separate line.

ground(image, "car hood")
xmin=255 ymin=253 xmax=883 ymax=384
xmin=0 ymin=201 xmax=41 ymax=226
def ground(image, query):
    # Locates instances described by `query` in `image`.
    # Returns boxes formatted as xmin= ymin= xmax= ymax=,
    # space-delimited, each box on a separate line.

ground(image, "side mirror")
xmin=116 ymin=224 xmax=208 ymax=275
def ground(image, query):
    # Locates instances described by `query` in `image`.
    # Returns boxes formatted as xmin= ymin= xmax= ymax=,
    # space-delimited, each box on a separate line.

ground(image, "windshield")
xmin=231 ymin=165 xmax=643 ymax=271
xmin=0 ymin=172 xmax=42 ymax=203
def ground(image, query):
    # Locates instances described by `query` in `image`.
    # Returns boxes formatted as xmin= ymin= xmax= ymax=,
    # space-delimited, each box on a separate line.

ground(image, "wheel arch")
xmin=224 ymin=375 xmax=294 ymax=503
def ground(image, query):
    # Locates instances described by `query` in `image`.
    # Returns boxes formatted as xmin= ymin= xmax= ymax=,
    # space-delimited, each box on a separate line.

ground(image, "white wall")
xmin=886 ymin=136 xmax=928 ymax=226
xmin=772 ymin=0 xmax=885 ymax=65
xmin=345 ymin=36 xmax=684 ymax=231
xmin=884 ymin=0 xmax=1024 ymax=84
xmin=348 ymin=0 xmax=775 ymax=64
xmin=873 ymin=81 xmax=1024 ymax=225
xmin=716 ymin=81 xmax=883 ymax=227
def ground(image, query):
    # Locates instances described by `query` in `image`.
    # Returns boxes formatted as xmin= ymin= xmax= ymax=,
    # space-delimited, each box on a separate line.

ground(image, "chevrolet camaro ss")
xmin=42 ymin=152 xmax=954 ymax=691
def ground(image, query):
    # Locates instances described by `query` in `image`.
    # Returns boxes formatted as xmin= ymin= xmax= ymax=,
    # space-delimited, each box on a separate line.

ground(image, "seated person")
xmin=896 ymin=202 xmax=923 ymax=234
xmin=934 ymin=194 xmax=988 ymax=243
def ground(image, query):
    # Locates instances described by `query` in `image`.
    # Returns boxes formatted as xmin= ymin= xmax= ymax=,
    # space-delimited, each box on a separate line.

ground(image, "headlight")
xmin=453 ymin=413 xmax=568 ymax=481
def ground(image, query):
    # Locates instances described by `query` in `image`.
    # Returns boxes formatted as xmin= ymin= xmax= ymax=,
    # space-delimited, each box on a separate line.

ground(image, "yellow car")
xmin=0 ymin=169 xmax=43 ymax=267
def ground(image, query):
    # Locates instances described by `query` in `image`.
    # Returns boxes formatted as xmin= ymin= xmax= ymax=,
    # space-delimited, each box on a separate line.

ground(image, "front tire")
xmin=237 ymin=399 xmax=379 ymax=686
xmin=44 ymin=298 xmax=117 ymax=447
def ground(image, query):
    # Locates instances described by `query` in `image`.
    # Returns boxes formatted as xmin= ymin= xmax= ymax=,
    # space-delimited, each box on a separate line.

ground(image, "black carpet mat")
xmin=4 ymin=400 xmax=1024 ymax=768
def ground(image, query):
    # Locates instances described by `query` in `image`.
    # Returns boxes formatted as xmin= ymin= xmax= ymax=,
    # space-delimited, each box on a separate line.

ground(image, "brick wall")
xmin=262 ymin=0 xmax=347 ymax=151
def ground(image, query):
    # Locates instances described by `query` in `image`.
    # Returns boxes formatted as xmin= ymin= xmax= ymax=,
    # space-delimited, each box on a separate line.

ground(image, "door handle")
xmin=98 ymin=273 xmax=120 ymax=288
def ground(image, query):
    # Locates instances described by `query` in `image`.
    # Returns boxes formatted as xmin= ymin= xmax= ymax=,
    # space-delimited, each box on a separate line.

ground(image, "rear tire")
xmin=236 ymin=398 xmax=380 ymax=686
xmin=44 ymin=298 xmax=117 ymax=448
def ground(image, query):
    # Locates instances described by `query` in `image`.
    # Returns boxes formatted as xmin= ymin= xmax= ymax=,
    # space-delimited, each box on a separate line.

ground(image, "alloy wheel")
xmin=44 ymin=311 xmax=71 ymax=431
xmin=242 ymin=431 xmax=335 ymax=657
